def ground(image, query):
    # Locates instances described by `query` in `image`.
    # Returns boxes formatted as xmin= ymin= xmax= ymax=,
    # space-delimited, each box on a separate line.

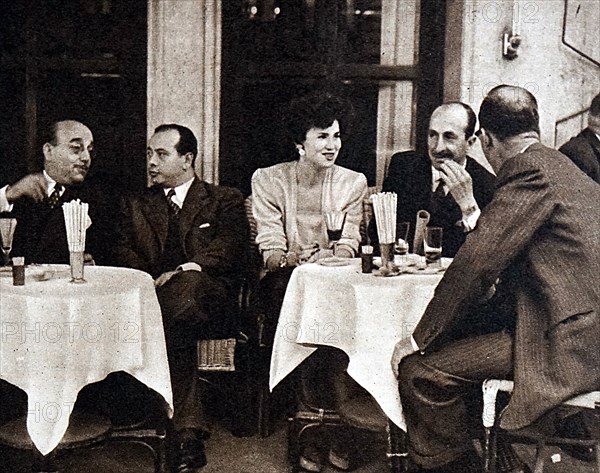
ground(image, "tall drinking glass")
xmin=0 ymin=218 xmax=17 ymax=266
xmin=424 ymin=227 xmax=443 ymax=267
xmin=324 ymin=211 xmax=346 ymax=248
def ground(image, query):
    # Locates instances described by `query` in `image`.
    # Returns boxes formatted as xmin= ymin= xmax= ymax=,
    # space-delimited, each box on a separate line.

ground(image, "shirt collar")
xmin=164 ymin=177 xmax=195 ymax=208
xmin=42 ymin=171 xmax=64 ymax=196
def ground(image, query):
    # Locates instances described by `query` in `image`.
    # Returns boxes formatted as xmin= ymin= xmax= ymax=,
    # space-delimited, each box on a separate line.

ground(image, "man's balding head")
xmin=479 ymin=85 xmax=540 ymax=141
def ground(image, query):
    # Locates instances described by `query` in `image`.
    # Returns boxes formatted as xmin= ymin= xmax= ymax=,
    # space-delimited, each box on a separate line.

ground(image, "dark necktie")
xmin=166 ymin=189 xmax=181 ymax=215
xmin=46 ymin=184 xmax=64 ymax=208
xmin=433 ymin=182 xmax=446 ymax=198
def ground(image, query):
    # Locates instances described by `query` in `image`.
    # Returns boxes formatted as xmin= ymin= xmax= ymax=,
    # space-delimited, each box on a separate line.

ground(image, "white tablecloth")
xmin=270 ymin=258 xmax=446 ymax=429
xmin=0 ymin=265 xmax=173 ymax=455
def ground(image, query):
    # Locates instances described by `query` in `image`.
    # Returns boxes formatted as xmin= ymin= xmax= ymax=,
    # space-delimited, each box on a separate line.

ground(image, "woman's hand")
xmin=297 ymin=244 xmax=320 ymax=263
xmin=306 ymin=248 xmax=333 ymax=263
xmin=333 ymin=245 xmax=353 ymax=259
xmin=265 ymin=250 xmax=300 ymax=271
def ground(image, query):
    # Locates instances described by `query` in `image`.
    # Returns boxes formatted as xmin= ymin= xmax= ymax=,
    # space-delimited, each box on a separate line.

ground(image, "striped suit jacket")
xmin=412 ymin=143 xmax=600 ymax=430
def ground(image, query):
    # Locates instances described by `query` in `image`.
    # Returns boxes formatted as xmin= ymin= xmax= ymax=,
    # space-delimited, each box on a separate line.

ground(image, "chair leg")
xmin=287 ymin=418 xmax=302 ymax=468
xmin=483 ymin=427 xmax=493 ymax=473
xmin=533 ymin=441 xmax=545 ymax=473
xmin=257 ymin=384 xmax=271 ymax=438
xmin=387 ymin=422 xmax=409 ymax=472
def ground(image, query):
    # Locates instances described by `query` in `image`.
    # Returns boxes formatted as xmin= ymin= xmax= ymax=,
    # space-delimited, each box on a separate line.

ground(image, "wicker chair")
xmin=482 ymin=379 xmax=600 ymax=473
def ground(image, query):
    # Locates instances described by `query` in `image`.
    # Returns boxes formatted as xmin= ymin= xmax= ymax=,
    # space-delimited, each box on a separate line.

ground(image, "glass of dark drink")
xmin=324 ymin=211 xmax=346 ymax=247
xmin=394 ymin=222 xmax=410 ymax=264
xmin=424 ymin=227 xmax=443 ymax=267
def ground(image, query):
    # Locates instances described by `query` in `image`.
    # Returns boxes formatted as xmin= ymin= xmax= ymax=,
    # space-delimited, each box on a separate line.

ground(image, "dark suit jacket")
xmin=372 ymin=151 xmax=496 ymax=256
xmin=114 ymin=177 xmax=248 ymax=292
xmin=3 ymin=182 xmax=114 ymax=265
xmin=412 ymin=143 xmax=600 ymax=430
xmin=559 ymin=127 xmax=600 ymax=184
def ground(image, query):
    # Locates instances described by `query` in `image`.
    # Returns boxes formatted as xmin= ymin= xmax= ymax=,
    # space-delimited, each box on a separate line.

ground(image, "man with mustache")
xmin=373 ymin=102 xmax=496 ymax=256
xmin=0 ymin=119 xmax=112 ymax=264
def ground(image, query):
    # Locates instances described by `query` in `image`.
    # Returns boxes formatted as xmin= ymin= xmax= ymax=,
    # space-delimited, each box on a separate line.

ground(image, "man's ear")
xmin=42 ymin=143 xmax=53 ymax=161
xmin=183 ymin=152 xmax=193 ymax=168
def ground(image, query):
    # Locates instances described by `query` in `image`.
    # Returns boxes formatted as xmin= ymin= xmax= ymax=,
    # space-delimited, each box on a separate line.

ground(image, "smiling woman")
xmin=251 ymin=89 xmax=369 ymax=471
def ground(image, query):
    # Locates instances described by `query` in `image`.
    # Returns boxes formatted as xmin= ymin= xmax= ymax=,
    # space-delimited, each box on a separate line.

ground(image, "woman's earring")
xmin=298 ymin=148 xmax=306 ymax=157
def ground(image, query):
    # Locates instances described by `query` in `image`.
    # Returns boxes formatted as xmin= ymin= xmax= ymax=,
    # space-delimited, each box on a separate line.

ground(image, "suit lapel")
xmin=179 ymin=178 xmax=210 ymax=239
xmin=584 ymin=128 xmax=600 ymax=161
xmin=141 ymin=188 xmax=169 ymax=247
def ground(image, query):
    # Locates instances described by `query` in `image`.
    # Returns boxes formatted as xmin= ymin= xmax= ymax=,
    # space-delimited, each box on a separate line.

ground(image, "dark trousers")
xmin=257 ymin=267 xmax=295 ymax=345
xmin=398 ymin=330 xmax=513 ymax=469
xmin=157 ymin=270 xmax=235 ymax=432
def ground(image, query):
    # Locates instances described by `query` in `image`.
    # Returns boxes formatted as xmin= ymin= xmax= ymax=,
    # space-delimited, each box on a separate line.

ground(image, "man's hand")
xmin=439 ymin=161 xmax=477 ymax=213
xmin=155 ymin=270 xmax=178 ymax=287
xmin=5 ymin=173 xmax=48 ymax=203
xmin=391 ymin=337 xmax=417 ymax=379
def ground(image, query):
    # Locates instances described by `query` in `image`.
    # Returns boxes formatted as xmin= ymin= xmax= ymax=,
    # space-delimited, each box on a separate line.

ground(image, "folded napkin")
xmin=413 ymin=210 xmax=430 ymax=255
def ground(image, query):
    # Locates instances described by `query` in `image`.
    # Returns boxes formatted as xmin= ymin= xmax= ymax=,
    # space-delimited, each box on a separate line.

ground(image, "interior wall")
xmin=445 ymin=0 xmax=599 ymax=151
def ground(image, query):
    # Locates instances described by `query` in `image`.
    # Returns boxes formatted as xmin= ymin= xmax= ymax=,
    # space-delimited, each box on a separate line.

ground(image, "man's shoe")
xmin=328 ymin=448 xmax=351 ymax=470
xmin=496 ymin=442 xmax=532 ymax=473
xmin=176 ymin=429 xmax=208 ymax=472
xmin=413 ymin=451 xmax=482 ymax=473
xmin=299 ymin=444 xmax=324 ymax=472
xmin=554 ymin=412 xmax=595 ymax=462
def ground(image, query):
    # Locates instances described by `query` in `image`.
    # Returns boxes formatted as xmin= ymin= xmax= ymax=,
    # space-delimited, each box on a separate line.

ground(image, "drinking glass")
xmin=394 ymin=222 xmax=410 ymax=264
xmin=0 ymin=218 xmax=17 ymax=266
xmin=424 ymin=227 xmax=443 ymax=267
xmin=69 ymin=251 xmax=86 ymax=283
xmin=324 ymin=211 xmax=346 ymax=248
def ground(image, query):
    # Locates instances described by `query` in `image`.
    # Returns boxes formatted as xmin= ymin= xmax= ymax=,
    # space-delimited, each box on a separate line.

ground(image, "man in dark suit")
xmin=559 ymin=92 xmax=600 ymax=183
xmin=374 ymin=102 xmax=496 ymax=256
xmin=114 ymin=124 xmax=249 ymax=472
xmin=0 ymin=120 xmax=112 ymax=265
xmin=392 ymin=86 xmax=600 ymax=473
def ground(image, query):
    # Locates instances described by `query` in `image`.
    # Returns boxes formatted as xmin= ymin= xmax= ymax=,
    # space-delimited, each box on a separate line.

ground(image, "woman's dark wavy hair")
xmin=284 ymin=91 xmax=353 ymax=145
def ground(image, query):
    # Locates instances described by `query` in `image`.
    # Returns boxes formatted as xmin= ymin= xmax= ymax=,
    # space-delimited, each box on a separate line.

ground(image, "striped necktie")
xmin=46 ymin=184 xmax=64 ymax=208
xmin=166 ymin=189 xmax=181 ymax=215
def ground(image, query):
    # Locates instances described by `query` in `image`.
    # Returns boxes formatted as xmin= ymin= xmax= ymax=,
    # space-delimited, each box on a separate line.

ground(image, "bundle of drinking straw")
xmin=371 ymin=192 xmax=397 ymax=244
xmin=62 ymin=200 xmax=91 ymax=252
